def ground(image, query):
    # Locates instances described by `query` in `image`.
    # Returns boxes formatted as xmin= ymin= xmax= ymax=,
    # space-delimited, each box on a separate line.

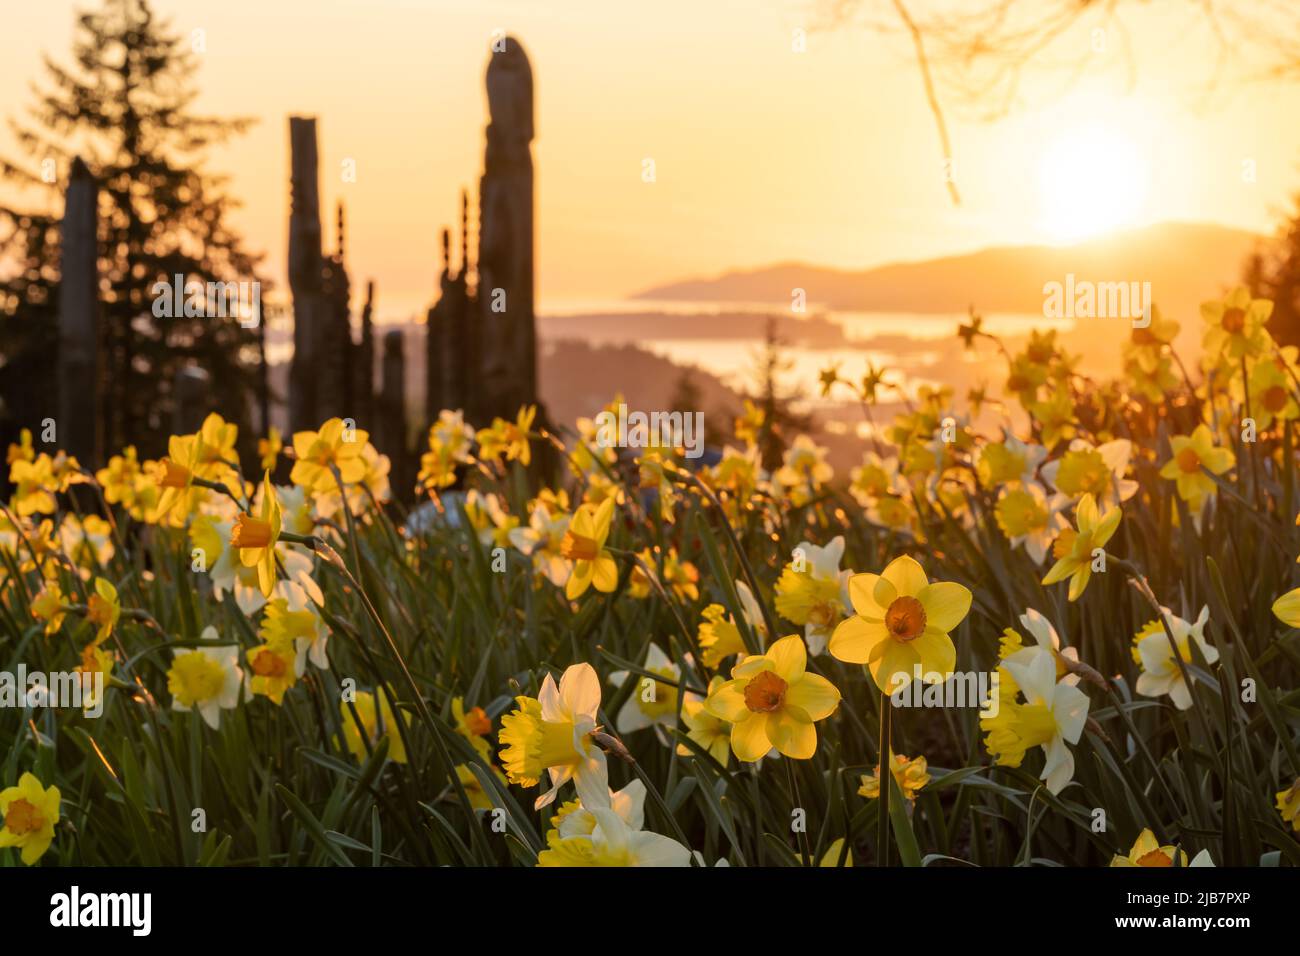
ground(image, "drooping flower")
xmin=1109 ymin=828 xmax=1213 ymax=867
xmin=704 ymin=635 xmax=841 ymax=761
xmin=560 ymin=498 xmax=618 ymax=600
xmin=230 ymin=471 xmax=283 ymax=598
xmin=498 ymin=663 xmax=610 ymax=810
xmin=0 ymin=772 xmax=61 ymax=865
xmin=290 ymin=417 xmax=370 ymax=493
xmin=858 ymin=753 xmax=931 ymax=802
xmin=1133 ymin=606 xmax=1217 ymax=710
xmin=1041 ymin=493 xmax=1121 ymax=602
xmin=167 ymin=626 xmax=243 ymax=729
xmin=829 ymin=555 xmax=972 ymax=692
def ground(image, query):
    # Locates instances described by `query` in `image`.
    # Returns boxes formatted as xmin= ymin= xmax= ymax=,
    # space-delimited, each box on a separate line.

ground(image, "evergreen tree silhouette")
xmin=0 ymin=0 xmax=266 ymax=462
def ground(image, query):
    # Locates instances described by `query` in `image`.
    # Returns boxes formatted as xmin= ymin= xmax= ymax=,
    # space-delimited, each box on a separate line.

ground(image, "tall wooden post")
xmin=58 ymin=157 xmax=102 ymax=465
xmin=288 ymin=116 xmax=325 ymax=433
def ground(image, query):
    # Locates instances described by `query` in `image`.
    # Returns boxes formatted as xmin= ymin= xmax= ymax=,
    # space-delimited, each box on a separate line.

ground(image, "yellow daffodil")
xmin=1273 ymin=587 xmax=1300 ymax=628
xmin=1277 ymin=778 xmax=1300 ymax=832
xmin=476 ymin=404 xmax=536 ymax=467
xmin=9 ymin=455 xmax=58 ymax=516
xmin=1159 ymin=425 xmax=1234 ymax=511
xmin=775 ymin=536 xmax=850 ymax=656
xmin=245 ymin=635 xmax=298 ymax=705
xmin=30 ymin=581 xmax=67 ymax=636
xmin=629 ymin=547 xmax=699 ymax=602
xmin=1041 ymin=493 xmax=1121 ymax=602
xmin=1245 ymin=356 xmax=1299 ymax=432
xmin=499 ymin=663 xmax=610 ymax=810
xmin=167 ymin=626 xmax=243 ymax=729
xmin=290 ymin=417 xmax=369 ymax=493
xmin=1110 ymin=828 xmax=1213 ymax=867
xmin=417 ymin=410 xmax=473 ymax=491
xmin=0 ymin=772 xmax=60 ymax=865
xmin=452 ymin=696 xmax=494 ymax=763
xmin=561 ymin=497 xmax=617 ymax=600
xmin=677 ymin=676 xmax=733 ymax=765
xmin=775 ymin=435 xmax=833 ymax=491
xmin=829 ymin=555 xmax=972 ymax=692
xmin=85 ymin=577 xmax=121 ymax=645
xmin=508 ymin=501 xmax=571 ymax=587
xmin=1201 ymin=287 xmax=1271 ymax=362
xmin=859 ymin=753 xmax=931 ymax=802
xmin=74 ymin=642 xmax=114 ymax=714
xmin=342 ymin=688 xmax=408 ymax=764
xmin=96 ymin=446 xmax=148 ymax=519
xmin=456 ymin=763 xmax=507 ymax=811
xmin=230 ymin=471 xmax=282 ymax=598
xmin=705 ymin=634 xmax=841 ymax=761
xmin=6 ymin=428 xmax=33 ymax=465
xmin=258 ymin=425 xmax=282 ymax=472
xmin=153 ymin=432 xmax=201 ymax=519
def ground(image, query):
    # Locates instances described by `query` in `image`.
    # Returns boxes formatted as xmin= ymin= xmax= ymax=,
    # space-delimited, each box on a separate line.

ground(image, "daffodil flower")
xmin=560 ymin=497 xmax=617 ymax=600
xmin=85 ymin=577 xmax=121 ymax=644
xmin=342 ymin=688 xmax=408 ymax=764
xmin=608 ymin=644 xmax=682 ymax=738
xmin=705 ymin=634 xmax=841 ymax=761
xmin=167 ymin=626 xmax=243 ymax=729
xmin=499 ymin=663 xmax=610 ymax=810
xmin=1110 ymin=828 xmax=1213 ymax=867
xmin=1041 ymin=493 xmax=1121 ymax=602
xmin=775 ymin=536 xmax=852 ymax=656
xmin=508 ymin=502 xmax=571 ymax=587
xmin=537 ymin=806 xmax=691 ymax=867
xmin=0 ymin=772 xmax=60 ymax=865
xmin=1158 ymin=425 xmax=1234 ymax=519
xmin=1000 ymin=649 xmax=1090 ymax=795
xmin=1277 ymin=778 xmax=1300 ymax=832
xmin=677 ymin=676 xmax=733 ymax=765
xmin=290 ymin=417 xmax=370 ymax=493
xmin=230 ymin=471 xmax=283 ymax=598
xmin=1134 ymin=606 xmax=1217 ymax=710
xmin=829 ymin=555 xmax=972 ymax=692
xmin=859 ymin=753 xmax=931 ymax=802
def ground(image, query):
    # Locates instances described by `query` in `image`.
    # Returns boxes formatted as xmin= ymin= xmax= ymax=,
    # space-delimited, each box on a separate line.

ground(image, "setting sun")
xmin=1037 ymin=124 xmax=1149 ymax=241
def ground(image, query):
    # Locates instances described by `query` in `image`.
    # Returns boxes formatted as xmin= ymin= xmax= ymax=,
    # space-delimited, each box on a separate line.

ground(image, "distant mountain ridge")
xmin=632 ymin=221 xmax=1268 ymax=318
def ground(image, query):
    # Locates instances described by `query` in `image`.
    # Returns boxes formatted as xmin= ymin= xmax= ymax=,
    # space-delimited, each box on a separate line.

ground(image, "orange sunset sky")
xmin=5 ymin=0 xmax=1300 ymax=319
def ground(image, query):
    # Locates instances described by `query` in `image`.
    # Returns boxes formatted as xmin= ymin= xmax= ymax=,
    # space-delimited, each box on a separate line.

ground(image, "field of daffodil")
xmin=3 ymin=286 xmax=1300 ymax=868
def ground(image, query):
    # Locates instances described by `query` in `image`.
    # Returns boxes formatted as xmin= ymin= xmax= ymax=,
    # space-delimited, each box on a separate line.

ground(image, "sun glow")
xmin=1037 ymin=124 xmax=1149 ymax=242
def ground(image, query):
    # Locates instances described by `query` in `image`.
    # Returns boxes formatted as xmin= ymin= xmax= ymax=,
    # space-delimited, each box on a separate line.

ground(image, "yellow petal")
xmin=847 ymin=573 xmax=886 ymax=618
xmin=766 ymin=635 xmax=807 ymax=683
xmin=828 ymin=616 xmax=888 ymax=665
xmin=881 ymin=555 xmax=928 ymax=598
xmin=917 ymin=581 xmax=971 ymax=632
xmin=767 ymin=710 xmax=817 ymax=759
xmin=785 ymin=673 xmax=841 ymax=721
xmin=731 ymin=714 xmax=771 ymax=762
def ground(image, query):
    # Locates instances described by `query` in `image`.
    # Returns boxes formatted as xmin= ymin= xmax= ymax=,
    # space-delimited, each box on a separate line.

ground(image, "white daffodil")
xmin=508 ymin=502 xmax=571 ymax=587
xmin=1004 ymin=607 xmax=1079 ymax=677
xmin=1135 ymin=606 xmax=1217 ymax=710
xmin=167 ymin=625 xmax=243 ymax=730
xmin=556 ymin=780 xmax=646 ymax=839
xmin=539 ymin=806 xmax=691 ymax=867
xmin=499 ymin=663 xmax=610 ymax=811
xmin=608 ymin=643 xmax=682 ymax=738
xmin=1002 ymin=649 xmax=1090 ymax=795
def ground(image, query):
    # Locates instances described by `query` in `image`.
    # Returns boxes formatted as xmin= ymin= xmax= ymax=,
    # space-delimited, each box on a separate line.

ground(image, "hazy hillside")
xmin=633 ymin=221 xmax=1268 ymax=320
